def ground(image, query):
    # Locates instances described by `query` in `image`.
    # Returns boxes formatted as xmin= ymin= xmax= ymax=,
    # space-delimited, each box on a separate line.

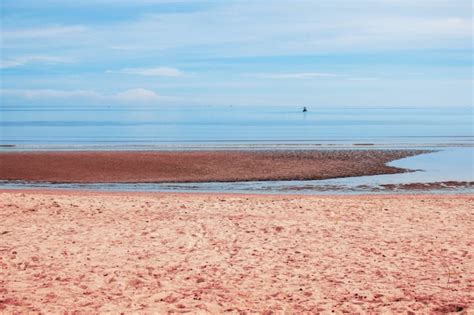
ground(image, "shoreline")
xmin=1 ymin=140 xmax=472 ymax=152
xmin=1 ymin=187 xmax=472 ymax=198
xmin=0 ymin=180 xmax=472 ymax=195
xmin=0 ymin=149 xmax=428 ymax=184
xmin=1 ymin=190 xmax=472 ymax=313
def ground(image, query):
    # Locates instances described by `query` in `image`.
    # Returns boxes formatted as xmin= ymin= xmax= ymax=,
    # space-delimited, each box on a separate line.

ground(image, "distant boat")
xmin=302 ymin=107 xmax=308 ymax=112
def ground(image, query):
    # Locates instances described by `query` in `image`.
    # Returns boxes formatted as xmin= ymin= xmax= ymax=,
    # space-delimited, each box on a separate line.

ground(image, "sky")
xmin=0 ymin=0 xmax=472 ymax=108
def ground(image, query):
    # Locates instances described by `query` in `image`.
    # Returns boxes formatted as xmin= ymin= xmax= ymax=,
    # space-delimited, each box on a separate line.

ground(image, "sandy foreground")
xmin=0 ymin=190 xmax=472 ymax=313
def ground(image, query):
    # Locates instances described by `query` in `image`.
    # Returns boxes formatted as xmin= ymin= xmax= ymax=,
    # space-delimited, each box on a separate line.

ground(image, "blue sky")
xmin=0 ymin=0 xmax=472 ymax=108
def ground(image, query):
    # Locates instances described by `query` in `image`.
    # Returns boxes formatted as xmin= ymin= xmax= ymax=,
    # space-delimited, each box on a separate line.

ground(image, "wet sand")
xmin=0 ymin=150 xmax=426 ymax=183
xmin=379 ymin=181 xmax=474 ymax=191
xmin=285 ymin=181 xmax=474 ymax=193
xmin=0 ymin=190 xmax=472 ymax=313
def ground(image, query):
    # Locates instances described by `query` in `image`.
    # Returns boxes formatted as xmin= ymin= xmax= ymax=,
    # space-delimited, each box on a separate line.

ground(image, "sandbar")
xmin=0 ymin=150 xmax=427 ymax=183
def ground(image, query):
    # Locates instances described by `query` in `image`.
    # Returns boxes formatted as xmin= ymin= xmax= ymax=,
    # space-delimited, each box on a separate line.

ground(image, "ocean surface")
xmin=1 ymin=105 xmax=472 ymax=149
xmin=1 ymin=105 xmax=473 ymax=194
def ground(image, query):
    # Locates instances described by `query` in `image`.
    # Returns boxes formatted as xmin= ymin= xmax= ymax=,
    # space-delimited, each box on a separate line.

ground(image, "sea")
xmin=1 ymin=105 xmax=473 ymax=194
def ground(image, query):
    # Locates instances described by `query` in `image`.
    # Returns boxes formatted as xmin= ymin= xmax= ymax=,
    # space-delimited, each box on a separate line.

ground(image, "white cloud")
xmin=113 ymin=88 xmax=165 ymax=101
xmin=0 ymin=89 xmax=100 ymax=99
xmin=2 ymin=25 xmax=87 ymax=40
xmin=0 ymin=0 xmax=471 ymax=108
xmin=366 ymin=17 xmax=471 ymax=39
xmin=0 ymin=55 xmax=72 ymax=69
xmin=86 ymin=2 xmax=471 ymax=57
xmin=0 ymin=88 xmax=170 ymax=103
xmin=111 ymin=67 xmax=184 ymax=77
xmin=1 ymin=2 xmax=471 ymax=58
xmin=346 ymin=77 xmax=379 ymax=82
xmin=255 ymin=72 xmax=381 ymax=82
xmin=257 ymin=72 xmax=345 ymax=79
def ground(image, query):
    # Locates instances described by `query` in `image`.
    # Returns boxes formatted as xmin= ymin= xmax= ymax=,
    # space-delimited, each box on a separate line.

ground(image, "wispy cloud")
xmin=87 ymin=3 xmax=471 ymax=56
xmin=257 ymin=72 xmax=345 ymax=79
xmin=2 ymin=25 xmax=87 ymax=40
xmin=255 ymin=72 xmax=381 ymax=82
xmin=366 ymin=17 xmax=471 ymax=38
xmin=0 ymin=55 xmax=72 ymax=69
xmin=0 ymin=88 xmax=172 ymax=103
xmin=110 ymin=67 xmax=184 ymax=77
xmin=0 ymin=89 xmax=101 ymax=99
xmin=1 ymin=0 xmax=471 ymax=108
xmin=346 ymin=77 xmax=379 ymax=82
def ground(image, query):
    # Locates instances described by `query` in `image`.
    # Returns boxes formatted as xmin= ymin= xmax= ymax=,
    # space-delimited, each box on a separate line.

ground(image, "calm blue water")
xmin=0 ymin=106 xmax=472 ymax=148
xmin=1 ymin=105 xmax=473 ymax=193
